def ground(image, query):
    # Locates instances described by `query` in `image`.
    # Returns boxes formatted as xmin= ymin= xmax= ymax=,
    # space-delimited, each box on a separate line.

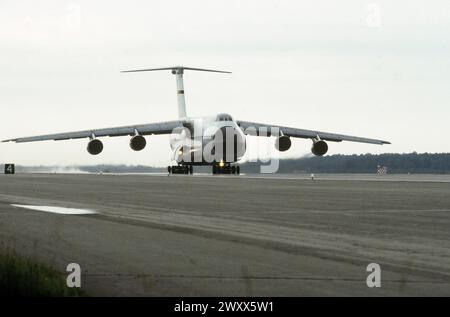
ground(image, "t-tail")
xmin=121 ymin=66 xmax=231 ymax=119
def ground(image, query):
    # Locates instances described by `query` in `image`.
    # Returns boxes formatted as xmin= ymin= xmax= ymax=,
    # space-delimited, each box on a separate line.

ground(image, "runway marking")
xmin=79 ymin=273 xmax=450 ymax=284
xmin=11 ymin=204 xmax=96 ymax=215
xmin=97 ymin=172 xmax=450 ymax=183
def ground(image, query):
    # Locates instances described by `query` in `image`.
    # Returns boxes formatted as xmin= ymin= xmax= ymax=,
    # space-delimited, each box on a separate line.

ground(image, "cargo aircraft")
xmin=3 ymin=66 xmax=390 ymax=174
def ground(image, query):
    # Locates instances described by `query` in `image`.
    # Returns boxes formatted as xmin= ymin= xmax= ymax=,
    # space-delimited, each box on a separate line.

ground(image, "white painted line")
xmin=11 ymin=204 xmax=96 ymax=215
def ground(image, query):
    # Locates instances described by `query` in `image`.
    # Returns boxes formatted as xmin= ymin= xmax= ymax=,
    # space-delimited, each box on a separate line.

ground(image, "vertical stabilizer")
xmin=174 ymin=68 xmax=187 ymax=118
xmin=121 ymin=66 xmax=231 ymax=119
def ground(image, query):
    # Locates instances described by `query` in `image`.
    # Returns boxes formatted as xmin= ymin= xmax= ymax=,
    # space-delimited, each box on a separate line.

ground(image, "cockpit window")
xmin=216 ymin=113 xmax=233 ymax=122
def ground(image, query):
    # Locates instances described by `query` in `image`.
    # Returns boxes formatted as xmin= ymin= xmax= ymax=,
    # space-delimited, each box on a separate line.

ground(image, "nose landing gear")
xmin=167 ymin=163 xmax=240 ymax=175
xmin=212 ymin=162 xmax=240 ymax=175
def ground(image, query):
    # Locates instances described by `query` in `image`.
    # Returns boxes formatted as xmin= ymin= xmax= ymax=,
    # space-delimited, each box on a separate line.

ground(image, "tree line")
xmin=242 ymin=153 xmax=450 ymax=174
xmin=11 ymin=153 xmax=450 ymax=174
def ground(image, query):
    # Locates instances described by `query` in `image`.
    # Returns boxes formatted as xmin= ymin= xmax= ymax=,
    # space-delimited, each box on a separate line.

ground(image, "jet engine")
xmin=130 ymin=135 xmax=146 ymax=151
xmin=311 ymin=139 xmax=328 ymax=156
xmin=87 ymin=139 xmax=103 ymax=155
xmin=275 ymin=135 xmax=291 ymax=152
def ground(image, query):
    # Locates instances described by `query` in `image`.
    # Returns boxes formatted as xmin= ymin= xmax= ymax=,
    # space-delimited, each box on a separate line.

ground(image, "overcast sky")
xmin=1 ymin=0 xmax=449 ymax=166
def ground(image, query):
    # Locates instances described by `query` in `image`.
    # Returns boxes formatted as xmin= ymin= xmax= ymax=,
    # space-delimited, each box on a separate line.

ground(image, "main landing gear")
xmin=168 ymin=165 xmax=193 ymax=175
xmin=212 ymin=162 xmax=240 ymax=175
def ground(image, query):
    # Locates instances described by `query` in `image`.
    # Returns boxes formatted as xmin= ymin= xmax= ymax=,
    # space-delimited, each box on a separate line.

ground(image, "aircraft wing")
xmin=2 ymin=120 xmax=184 ymax=143
xmin=236 ymin=120 xmax=390 ymax=145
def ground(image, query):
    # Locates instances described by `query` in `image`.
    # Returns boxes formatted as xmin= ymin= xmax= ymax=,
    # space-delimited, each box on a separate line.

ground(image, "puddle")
xmin=11 ymin=204 xmax=96 ymax=215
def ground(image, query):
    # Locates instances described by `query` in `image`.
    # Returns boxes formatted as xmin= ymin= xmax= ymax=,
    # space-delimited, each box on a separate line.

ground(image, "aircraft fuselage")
xmin=171 ymin=114 xmax=246 ymax=165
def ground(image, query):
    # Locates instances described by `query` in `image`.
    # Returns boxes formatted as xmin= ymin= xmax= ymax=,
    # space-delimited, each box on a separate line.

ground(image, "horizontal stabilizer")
xmin=121 ymin=66 xmax=231 ymax=74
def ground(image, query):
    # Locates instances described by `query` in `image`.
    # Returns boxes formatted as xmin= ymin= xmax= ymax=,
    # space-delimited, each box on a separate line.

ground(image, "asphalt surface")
xmin=1 ymin=173 xmax=450 ymax=296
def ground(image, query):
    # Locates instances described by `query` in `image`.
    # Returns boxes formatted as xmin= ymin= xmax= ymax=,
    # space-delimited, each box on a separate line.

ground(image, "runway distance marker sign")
xmin=4 ymin=163 xmax=15 ymax=174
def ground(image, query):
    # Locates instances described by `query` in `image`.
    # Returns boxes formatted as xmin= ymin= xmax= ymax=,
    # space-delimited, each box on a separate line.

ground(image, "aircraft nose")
xmin=214 ymin=126 xmax=237 ymax=143
xmin=213 ymin=126 xmax=245 ymax=162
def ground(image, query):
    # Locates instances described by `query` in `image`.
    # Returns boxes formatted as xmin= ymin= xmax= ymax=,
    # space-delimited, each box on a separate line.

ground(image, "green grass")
xmin=0 ymin=251 xmax=85 ymax=297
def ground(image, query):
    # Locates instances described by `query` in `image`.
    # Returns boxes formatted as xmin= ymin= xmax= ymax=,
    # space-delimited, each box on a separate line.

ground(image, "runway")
xmin=1 ymin=173 xmax=450 ymax=296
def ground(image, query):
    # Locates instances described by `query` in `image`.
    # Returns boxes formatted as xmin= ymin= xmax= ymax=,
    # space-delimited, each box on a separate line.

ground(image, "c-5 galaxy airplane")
xmin=3 ymin=66 xmax=390 ymax=174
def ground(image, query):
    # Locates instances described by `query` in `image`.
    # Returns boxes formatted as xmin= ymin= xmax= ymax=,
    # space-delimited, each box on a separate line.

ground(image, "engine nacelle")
xmin=311 ymin=139 xmax=328 ymax=156
xmin=275 ymin=136 xmax=291 ymax=152
xmin=87 ymin=139 xmax=103 ymax=155
xmin=130 ymin=135 xmax=146 ymax=151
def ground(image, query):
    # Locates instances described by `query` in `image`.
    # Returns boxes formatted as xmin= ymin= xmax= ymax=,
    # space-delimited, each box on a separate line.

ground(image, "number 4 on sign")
xmin=4 ymin=164 xmax=15 ymax=174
